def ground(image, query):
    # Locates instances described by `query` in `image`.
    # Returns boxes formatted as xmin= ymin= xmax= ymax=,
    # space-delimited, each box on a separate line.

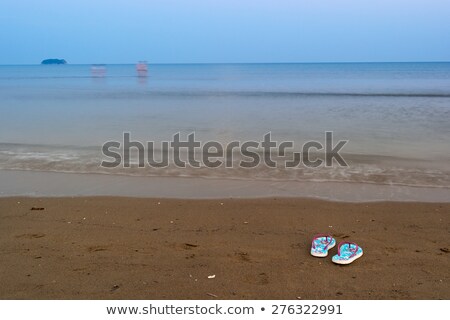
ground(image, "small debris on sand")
xmin=206 ymin=292 xmax=218 ymax=298
xmin=111 ymin=285 xmax=120 ymax=292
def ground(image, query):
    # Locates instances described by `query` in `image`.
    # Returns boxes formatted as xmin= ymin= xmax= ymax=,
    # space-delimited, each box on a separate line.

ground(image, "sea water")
xmin=0 ymin=63 xmax=449 ymax=196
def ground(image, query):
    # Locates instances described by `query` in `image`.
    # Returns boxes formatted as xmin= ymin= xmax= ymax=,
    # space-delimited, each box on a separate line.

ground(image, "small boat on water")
xmin=90 ymin=64 xmax=107 ymax=77
xmin=136 ymin=61 xmax=148 ymax=77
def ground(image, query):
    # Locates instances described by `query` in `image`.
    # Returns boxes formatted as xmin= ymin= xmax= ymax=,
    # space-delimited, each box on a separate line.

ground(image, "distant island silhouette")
xmin=41 ymin=59 xmax=67 ymax=65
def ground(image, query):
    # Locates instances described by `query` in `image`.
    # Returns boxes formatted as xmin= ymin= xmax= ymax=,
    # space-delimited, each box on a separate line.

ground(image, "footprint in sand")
xmin=16 ymin=233 xmax=46 ymax=239
xmin=333 ymin=232 xmax=350 ymax=239
xmin=243 ymin=272 xmax=269 ymax=285
xmin=182 ymin=243 xmax=199 ymax=250
xmin=87 ymin=246 xmax=108 ymax=252
xmin=166 ymin=242 xmax=199 ymax=251
xmin=385 ymin=246 xmax=400 ymax=254
xmin=235 ymin=251 xmax=251 ymax=262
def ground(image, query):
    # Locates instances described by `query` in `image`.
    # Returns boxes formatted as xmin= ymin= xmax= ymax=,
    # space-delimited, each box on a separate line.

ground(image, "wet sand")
xmin=0 ymin=197 xmax=448 ymax=299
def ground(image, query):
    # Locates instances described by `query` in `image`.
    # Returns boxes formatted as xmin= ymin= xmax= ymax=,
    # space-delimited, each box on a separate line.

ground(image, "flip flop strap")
xmin=312 ymin=234 xmax=333 ymax=250
xmin=338 ymin=241 xmax=359 ymax=258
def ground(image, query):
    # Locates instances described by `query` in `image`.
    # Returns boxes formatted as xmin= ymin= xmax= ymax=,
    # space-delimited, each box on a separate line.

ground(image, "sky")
xmin=1 ymin=0 xmax=449 ymax=64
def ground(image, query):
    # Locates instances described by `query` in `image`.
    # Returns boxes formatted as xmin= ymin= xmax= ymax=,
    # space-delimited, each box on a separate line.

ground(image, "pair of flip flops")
xmin=310 ymin=234 xmax=363 ymax=265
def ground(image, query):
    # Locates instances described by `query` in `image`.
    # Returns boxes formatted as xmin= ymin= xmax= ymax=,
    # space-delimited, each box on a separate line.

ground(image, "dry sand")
xmin=0 ymin=197 xmax=448 ymax=299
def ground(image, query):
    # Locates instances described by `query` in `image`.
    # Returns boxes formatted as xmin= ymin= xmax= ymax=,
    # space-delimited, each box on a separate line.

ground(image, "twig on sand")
xmin=206 ymin=293 xmax=218 ymax=298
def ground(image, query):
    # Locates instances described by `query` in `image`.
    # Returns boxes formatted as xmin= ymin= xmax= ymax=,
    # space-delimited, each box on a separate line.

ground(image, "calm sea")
xmin=0 ymin=63 xmax=449 ymax=190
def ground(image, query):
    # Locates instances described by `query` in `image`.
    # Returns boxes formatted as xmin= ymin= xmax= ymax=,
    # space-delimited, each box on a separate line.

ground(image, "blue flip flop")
xmin=332 ymin=242 xmax=363 ymax=265
xmin=310 ymin=234 xmax=336 ymax=257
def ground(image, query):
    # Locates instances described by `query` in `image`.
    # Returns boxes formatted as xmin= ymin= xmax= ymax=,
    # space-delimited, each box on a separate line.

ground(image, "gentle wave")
xmin=0 ymin=167 xmax=449 ymax=190
xmin=4 ymin=89 xmax=450 ymax=99
xmin=90 ymin=90 xmax=450 ymax=98
xmin=1 ymin=145 xmax=449 ymax=189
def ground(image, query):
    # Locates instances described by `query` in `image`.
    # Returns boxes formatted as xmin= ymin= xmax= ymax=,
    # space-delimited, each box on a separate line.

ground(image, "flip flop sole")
xmin=310 ymin=241 xmax=336 ymax=257
xmin=332 ymin=251 xmax=363 ymax=265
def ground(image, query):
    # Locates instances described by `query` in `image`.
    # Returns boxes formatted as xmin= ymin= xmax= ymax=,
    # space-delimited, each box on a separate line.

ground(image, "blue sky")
xmin=1 ymin=0 xmax=449 ymax=64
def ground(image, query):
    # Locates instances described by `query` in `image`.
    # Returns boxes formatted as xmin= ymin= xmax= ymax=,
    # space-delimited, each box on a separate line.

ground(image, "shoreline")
xmin=0 ymin=196 xmax=448 ymax=299
xmin=1 ymin=169 xmax=450 ymax=203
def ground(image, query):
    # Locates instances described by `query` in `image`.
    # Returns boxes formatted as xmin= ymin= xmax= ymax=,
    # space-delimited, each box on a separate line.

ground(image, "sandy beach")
xmin=0 ymin=196 xmax=448 ymax=299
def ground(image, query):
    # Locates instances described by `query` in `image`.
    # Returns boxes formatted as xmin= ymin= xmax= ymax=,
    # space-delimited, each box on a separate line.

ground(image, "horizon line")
xmin=1 ymin=60 xmax=450 ymax=66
